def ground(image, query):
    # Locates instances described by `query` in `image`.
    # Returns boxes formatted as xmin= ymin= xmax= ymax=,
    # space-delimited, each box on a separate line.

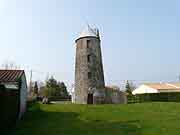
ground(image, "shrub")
xmin=128 ymin=92 xmax=180 ymax=103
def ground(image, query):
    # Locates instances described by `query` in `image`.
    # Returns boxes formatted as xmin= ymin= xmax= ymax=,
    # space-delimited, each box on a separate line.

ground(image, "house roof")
xmin=0 ymin=70 xmax=24 ymax=82
xmin=144 ymin=83 xmax=180 ymax=90
xmin=169 ymin=82 xmax=180 ymax=88
xmin=132 ymin=82 xmax=180 ymax=95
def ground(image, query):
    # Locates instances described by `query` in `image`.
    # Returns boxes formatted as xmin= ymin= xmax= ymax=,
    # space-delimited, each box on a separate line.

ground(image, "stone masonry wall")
xmin=75 ymin=37 xmax=105 ymax=104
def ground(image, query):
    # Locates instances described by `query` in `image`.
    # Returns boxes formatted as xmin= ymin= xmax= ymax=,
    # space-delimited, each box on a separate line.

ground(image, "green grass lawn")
xmin=8 ymin=102 xmax=180 ymax=135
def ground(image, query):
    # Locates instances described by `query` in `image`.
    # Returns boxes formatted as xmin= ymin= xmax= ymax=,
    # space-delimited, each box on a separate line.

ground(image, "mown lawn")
xmin=7 ymin=102 xmax=180 ymax=135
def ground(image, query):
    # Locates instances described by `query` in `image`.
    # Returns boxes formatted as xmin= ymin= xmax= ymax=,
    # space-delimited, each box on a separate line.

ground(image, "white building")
xmin=132 ymin=82 xmax=180 ymax=95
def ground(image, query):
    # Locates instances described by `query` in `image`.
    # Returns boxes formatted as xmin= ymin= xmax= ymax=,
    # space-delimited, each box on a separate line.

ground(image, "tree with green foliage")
xmin=125 ymin=80 xmax=134 ymax=95
xmin=33 ymin=81 xmax=39 ymax=95
xmin=43 ymin=76 xmax=57 ymax=98
xmin=43 ymin=76 xmax=69 ymax=99
xmin=43 ymin=87 xmax=56 ymax=98
xmin=58 ymin=82 xmax=69 ymax=98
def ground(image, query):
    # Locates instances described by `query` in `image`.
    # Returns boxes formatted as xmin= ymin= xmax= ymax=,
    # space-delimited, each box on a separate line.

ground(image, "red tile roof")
xmin=0 ymin=70 xmax=24 ymax=82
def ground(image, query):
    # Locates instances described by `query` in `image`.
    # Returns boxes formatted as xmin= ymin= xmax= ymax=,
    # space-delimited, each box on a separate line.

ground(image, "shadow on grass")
xmin=7 ymin=104 xmax=141 ymax=135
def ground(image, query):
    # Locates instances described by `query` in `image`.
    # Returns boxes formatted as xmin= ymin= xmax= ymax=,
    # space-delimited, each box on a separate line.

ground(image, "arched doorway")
xmin=87 ymin=94 xmax=93 ymax=104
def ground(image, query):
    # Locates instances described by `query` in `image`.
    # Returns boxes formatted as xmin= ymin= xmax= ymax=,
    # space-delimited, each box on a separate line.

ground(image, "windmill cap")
xmin=76 ymin=25 xmax=100 ymax=42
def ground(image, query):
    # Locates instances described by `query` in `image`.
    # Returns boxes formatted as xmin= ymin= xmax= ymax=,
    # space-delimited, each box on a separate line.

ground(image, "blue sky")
xmin=0 ymin=0 xmax=180 ymax=88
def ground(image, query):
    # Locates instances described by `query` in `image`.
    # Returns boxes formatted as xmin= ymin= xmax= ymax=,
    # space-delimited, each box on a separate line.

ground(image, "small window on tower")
xmin=87 ymin=40 xmax=90 ymax=48
xmin=88 ymin=72 xmax=92 ymax=79
xmin=87 ymin=55 xmax=91 ymax=62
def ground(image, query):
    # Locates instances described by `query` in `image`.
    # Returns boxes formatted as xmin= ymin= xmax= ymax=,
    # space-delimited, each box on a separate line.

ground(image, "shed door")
xmin=87 ymin=94 xmax=93 ymax=104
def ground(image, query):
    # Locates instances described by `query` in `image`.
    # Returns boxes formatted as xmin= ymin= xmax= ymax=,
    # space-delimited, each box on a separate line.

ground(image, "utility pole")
xmin=30 ymin=70 xmax=32 ymax=84
xmin=29 ymin=70 xmax=33 ymax=95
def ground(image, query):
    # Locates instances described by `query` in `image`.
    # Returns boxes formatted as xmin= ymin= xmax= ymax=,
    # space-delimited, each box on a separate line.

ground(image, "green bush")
xmin=128 ymin=92 xmax=180 ymax=103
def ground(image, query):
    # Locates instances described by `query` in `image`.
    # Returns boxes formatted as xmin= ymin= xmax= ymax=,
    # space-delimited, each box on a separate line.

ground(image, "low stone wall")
xmin=105 ymin=87 xmax=127 ymax=104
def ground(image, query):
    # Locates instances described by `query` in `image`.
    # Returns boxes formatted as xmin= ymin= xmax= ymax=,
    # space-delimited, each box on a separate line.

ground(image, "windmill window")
xmin=87 ymin=55 xmax=91 ymax=62
xmin=88 ymin=72 xmax=92 ymax=79
xmin=87 ymin=40 xmax=90 ymax=48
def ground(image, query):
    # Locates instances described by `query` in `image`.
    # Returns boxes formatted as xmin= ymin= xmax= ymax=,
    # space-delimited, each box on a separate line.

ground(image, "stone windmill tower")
xmin=74 ymin=25 xmax=105 ymax=104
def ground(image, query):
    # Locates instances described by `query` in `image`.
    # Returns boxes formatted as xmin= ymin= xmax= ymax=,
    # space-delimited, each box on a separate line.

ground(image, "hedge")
xmin=128 ymin=92 xmax=180 ymax=103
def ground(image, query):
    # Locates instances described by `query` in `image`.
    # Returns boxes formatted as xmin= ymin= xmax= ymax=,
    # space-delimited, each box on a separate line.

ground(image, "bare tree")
xmin=1 ymin=61 xmax=20 ymax=70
